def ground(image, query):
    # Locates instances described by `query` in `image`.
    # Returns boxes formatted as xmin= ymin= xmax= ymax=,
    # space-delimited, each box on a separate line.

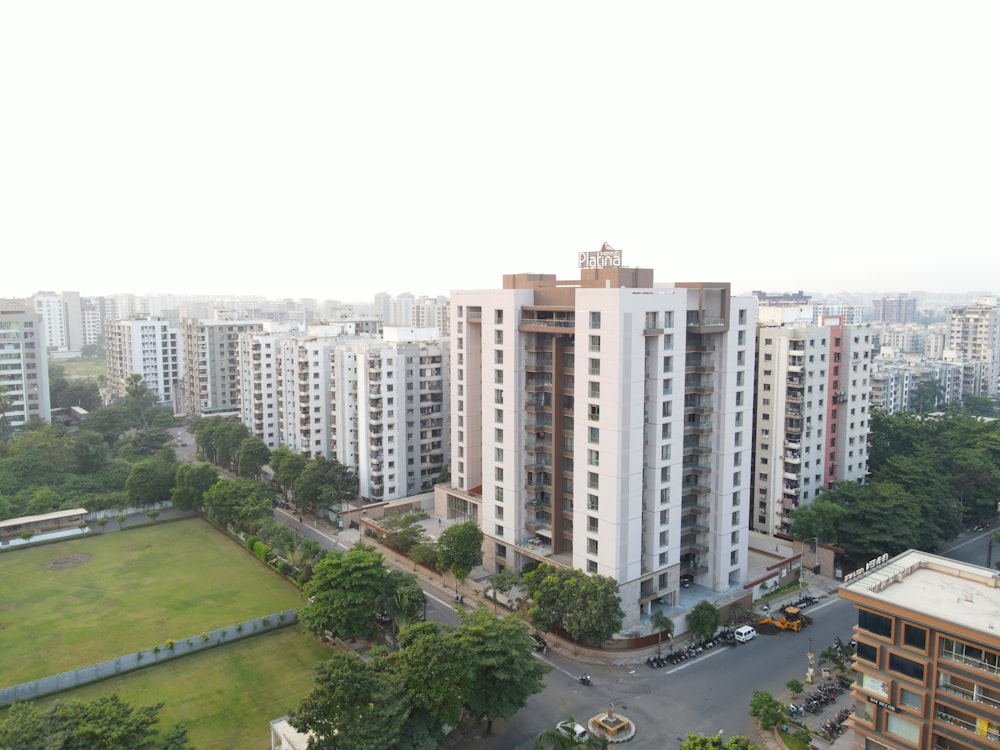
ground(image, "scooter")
xmin=579 ymin=673 xmax=591 ymax=686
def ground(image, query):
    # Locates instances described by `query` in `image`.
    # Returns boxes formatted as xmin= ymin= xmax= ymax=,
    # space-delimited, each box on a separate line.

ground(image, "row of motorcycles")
xmin=788 ymin=681 xmax=845 ymax=718
xmin=646 ymin=628 xmax=739 ymax=668
xmin=818 ymin=704 xmax=856 ymax=739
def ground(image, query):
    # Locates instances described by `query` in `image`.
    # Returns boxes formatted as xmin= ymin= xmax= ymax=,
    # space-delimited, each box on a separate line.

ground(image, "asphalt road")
xmin=456 ymin=594 xmax=859 ymax=750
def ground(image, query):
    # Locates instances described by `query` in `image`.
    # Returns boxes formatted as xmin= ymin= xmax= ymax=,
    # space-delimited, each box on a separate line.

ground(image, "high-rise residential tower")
xmin=180 ymin=315 xmax=264 ymax=418
xmin=751 ymin=308 xmax=872 ymax=536
xmin=0 ymin=301 xmax=51 ymax=429
xmin=946 ymin=298 xmax=1000 ymax=396
xmin=435 ymin=254 xmax=755 ymax=630
xmin=104 ymin=317 xmax=183 ymax=407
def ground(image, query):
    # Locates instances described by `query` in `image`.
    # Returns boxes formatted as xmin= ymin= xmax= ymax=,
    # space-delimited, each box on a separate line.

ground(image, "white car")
xmin=556 ymin=720 xmax=589 ymax=742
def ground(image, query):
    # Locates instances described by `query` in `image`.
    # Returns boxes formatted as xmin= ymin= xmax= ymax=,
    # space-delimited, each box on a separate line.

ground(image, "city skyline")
xmin=3 ymin=2 xmax=998 ymax=301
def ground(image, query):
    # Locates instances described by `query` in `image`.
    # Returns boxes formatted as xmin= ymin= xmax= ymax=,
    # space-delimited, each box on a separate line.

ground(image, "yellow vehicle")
xmin=758 ymin=606 xmax=811 ymax=632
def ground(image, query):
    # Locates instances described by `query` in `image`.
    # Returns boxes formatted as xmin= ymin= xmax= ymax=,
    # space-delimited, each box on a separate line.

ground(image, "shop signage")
xmin=843 ymin=553 xmax=890 ymax=583
xmin=867 ymin=696 xmax=897 ymax=712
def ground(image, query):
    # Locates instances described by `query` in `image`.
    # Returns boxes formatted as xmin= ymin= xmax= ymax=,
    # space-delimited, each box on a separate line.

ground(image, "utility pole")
xmin=988 ymin=534 xmax=994 ymax=569
xmin=806 ymin=635 xmax=814 ymax=683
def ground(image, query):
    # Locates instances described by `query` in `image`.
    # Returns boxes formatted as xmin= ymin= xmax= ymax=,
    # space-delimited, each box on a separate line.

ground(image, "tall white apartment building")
xmin=0 ymin=301 xmax=50 ymax=428
xmin=180 ymin=316 xmax=264 ymax=418
xmin=32 ymin=291 xmax=83 ymax=354
xmin=436 ymin=259 xmax=754 ymax=630
xmin=752 ymin=312 xmax=872 ymax=537
xmin=870 ymin=359 xmax=988 ymax=414
xmin=946 ymin=298 xmax=1000 ymax=396
xmin=104 ymin=317 xmax=183 ymax=407
xmin=239 ymin=325 xmax=449 ymax=500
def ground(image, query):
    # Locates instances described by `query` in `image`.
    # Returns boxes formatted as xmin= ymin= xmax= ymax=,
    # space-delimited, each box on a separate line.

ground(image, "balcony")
xmin=684 ymin=420 xmax=713 ymax=436
xmin=681 ymin=498 xmax=710 ymax=515
xmin=784 ymin=452 xmax=801 ymax=464
xmin=683 ymin=441 xmax=711 ymax=456
xmin=681 ymin=480 xmax=710 ymax=495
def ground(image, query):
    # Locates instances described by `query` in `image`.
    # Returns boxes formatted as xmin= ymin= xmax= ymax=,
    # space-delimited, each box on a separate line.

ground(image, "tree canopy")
xmin=436 ymin=521 xmax=484 ymax=591
xmin=300 ymin=543 xmax=388 ymax=639
xmin=521 ymin=564 xmax=624 ymax=645
xmin=0 ymin=694 xmax=191 ymax=750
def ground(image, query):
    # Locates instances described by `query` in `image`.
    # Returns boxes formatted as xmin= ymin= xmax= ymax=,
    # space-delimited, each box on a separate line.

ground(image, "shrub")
xmin=245 ymin=535 xmax=260 ymax=551
xmin=165 ymin=639 xmax=175 ymax=650
xmin=252 ymin=541 xmax=270 ymax=562
xmin=277 ymin=560 xmax=292 ymax=576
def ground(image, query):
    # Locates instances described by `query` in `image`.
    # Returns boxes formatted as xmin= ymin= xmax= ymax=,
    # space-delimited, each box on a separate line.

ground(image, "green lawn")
xmin=50 ymin=357 xmax=107 ymax=380
xmin=3 ymin=625 xmax=333 ymax=749
xmin=0 ymin=519 xmax=306 ymax=686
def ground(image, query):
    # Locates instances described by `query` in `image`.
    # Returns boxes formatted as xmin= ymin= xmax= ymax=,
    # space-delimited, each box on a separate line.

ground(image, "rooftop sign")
xmin=579 ymin=242 xmax=622 ymax=270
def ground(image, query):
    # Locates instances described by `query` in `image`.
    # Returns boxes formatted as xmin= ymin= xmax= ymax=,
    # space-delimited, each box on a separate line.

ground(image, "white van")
xmin=734 ymin=625 xmax=757 ymax=643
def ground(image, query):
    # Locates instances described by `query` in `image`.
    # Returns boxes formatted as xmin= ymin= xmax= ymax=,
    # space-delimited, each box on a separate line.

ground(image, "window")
xmin=858 ymin=610 xmax=892 ymax=638
xmin=495 ymin=525 xmax=504 ymax=536
xmin=736 ymin=371 xmax=744 ymax=386
xmin=495 ymin=350 xmax=504 ymax=364
xmin=660 ymin=444 xmax=670 ymax=460
xmin=589 ymin=335 xmax=601 ymax=352
xmin=885 ymin=714 xmax=920 ymax=744
xmin=589 ymin=381 xmax=600 ymax=398
xmin=495 ymin=487 xmax=504 ymax=501
xmin=663 ymin=333 xmax=673 ymax=350
xmin=587 ymin=538 xmax=599 ymax=555
xmin=495 ymin=467 xmax=504 ymax=481
xmin=899 ymin=687 xmax=921 ymax=710
xmin=495 ymin=504 xmax=504 ymax=520
xmin=738 ymin=330 xmax=746 ymax=345
xmin=587 ymin=494 xmax=599 ymax=511
xmin=661 ymin=423 xmax=671 ymax=439
xmin=495 ymin=408 xmax=503 ymax=423
xmin=587 ymin=472 xmax=599 ymax=489
xmin=588 ymin=404 xmax=600 ymax=421
xmin=495 ymin=428 xmax=504 ymax=442
xmin=494 ymin=309 xmax=504 ymax=324
xmin=494 ymin=330 xmax=503 ymax=345
xmin=664 ymin=311 xmax=674 ymax=327
xmin=494 ymin=389 xmax=504 ymax=404
xmin=588 ymin=449 xmax=600 ymax=466
xmin=590 ymin=311 xmax=601 ymax=329
xmin=855 ymin=641 xmax=877 ymax=663
xmin=659 ymin=509 xmax=669 ymax=525
xmin=889 ymin=653 xmax=924 ymax=681
xmin=662 ymin=401 xmax=672 ymax=418
xmin=589 ymin=358 xmax=600 ymax=375
xmin=902 ymin=624 xmax=927 ymax=650
xmin=495 ymin=369 xmax=503 ymax=384
xmin=495 ymin=447 xmax=504 ymax=461
xmin=588 ymin=426 xmax=599 ymax=443
xmin=587 ymin=560 xmax=598 ymax=573
xmin=663 ymin=356 xmax=673 ymax=373
xmin=588 ymin=516 xmax=598 ymax=532
xmin=660 ymin=466 xmax=671 ymax=482
xmin=738 ymin=308 xmax=747 ymax=324
xmin=860 ymin=673 xmax=888 ymax=698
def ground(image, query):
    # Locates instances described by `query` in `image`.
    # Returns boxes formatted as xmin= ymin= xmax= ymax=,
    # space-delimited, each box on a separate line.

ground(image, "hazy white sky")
xmin=2 ymin=2 xmax=998 ymax=302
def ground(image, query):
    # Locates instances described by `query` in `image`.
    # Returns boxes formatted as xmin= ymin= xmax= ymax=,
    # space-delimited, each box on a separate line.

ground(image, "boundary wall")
xmin=0 ymin=608 xmax=298 ymax=707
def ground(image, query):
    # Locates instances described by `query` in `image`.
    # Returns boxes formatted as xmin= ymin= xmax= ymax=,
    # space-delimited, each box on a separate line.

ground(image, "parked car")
xmin=556 ymin=720 xmax=589 ymax=742
xmin=530 ymin=634 xmax=548 ymax=652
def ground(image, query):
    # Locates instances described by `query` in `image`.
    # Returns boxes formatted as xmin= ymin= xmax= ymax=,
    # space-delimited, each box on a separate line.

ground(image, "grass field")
xmin=2 ymin=624 xmax=334 ymax=749
xmin=50 ymin=357 xmax=107 ymax=380
xmin=0 ymin=519 xmax=306 ymax=686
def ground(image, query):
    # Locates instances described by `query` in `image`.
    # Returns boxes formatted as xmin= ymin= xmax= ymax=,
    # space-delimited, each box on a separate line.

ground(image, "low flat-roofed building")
xmin=269 ymin=716 xmax=311 ymax=750
xmin=0 ymin=508 xmax=88 ymax=543
xmin=839 ymin=549 xmax=1000 ymax=750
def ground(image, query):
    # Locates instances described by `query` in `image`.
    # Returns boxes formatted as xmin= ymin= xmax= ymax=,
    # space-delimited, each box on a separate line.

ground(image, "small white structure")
xmin=269 ymin=717 xmax=311 ymax=750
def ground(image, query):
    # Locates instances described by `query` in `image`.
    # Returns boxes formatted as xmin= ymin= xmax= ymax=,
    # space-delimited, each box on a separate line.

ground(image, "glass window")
xmin=885 ymin=714 xmax=920 ymax=744
xmin=858 ymin=609 xmax=893 ymax=638
xmin=903 ymin=624 xmax=927 ymax=650
xmin=899 ymin=687 xmax=921 ymax=710
xmin=889 ymin=653 xmax=924 ymax=681
xmin=590 ymin=311 xmax=601 ymax=329
xmin=855 ymin=641 xmax=877 ymax=663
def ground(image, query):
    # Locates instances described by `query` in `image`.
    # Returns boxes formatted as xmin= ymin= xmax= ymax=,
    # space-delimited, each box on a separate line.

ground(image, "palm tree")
xmin=649 ymin=610 xmax=674 ymax=656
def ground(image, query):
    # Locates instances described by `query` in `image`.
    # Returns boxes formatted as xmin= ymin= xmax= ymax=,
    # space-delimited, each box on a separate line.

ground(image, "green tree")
xmin=436 ymin=521 xmax=484 ymax=594
xmin=785 ymin=678 xmax=804 ymax=697
xmin=395 ymin=623 xmax=470 ymax=727
xmin=911 ymin=377 xmax=945 ymax=414
xmin=293 ymin=455 xmax=357 ymax=514
xmin=301 ymin=543 xmax=388 ymax=639
xmin=650 ymin=610 xmax=674 ymax=655
xmin=237 ymin=436 xmax=270 ymax=480
xmin=687 ymin=600 xmax=721 ymax=642
xmin=269 ymin=445 xmax=307 ymax=500
xmin=125 ymin=458 xmax=176 ymax=508
xmin=0 ymin=694 xmax=192 ymax=749
xmin=290 ymin=653 xmax=409 ymax=749
xmin=680 ymin=734 xmax=759 ymax=750
xmin=73 ymin=430 xmax=110 ymax=474
xmin=0 ymin=384 xmax=15 ymax=443
xmin=201 ymin=478 xmax=273 ymax=533
xmin=377 ymin=570 xmax=426 ymax=640
xmin=454 ymin=606 xmax=549 ymax=735
xmin=170 ymin=462 xmax=219 ymax=511
xmin=563 ymin=574 xmax=625 ymax=646
xmin=82 ymin=405 xmax=133 ymax=446
xmin=487 ymin=565 xmax=519 ymax=612
xmin=748 ymin=689 xmax=786 ymax=730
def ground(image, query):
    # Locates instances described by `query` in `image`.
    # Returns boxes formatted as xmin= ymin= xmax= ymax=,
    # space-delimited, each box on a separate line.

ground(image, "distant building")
xmin=873 ymin=295 xmax=918 ymax=324
xmin=180 ymin=315 xmax=264 ymax=418
xmin=840 ymin=549 xmax=1000 ymax=750
xmin=239 ymin=324 xmax=449 ymax=501
xmin=104 ymin=317 xmax=183 ymax=407
xmin=946 ymin=298 xmax=1000 ymax=396
xmin=752 ymin=314 xmax=872 ymax=535
xmin=0 ymin=300 xmax=50 ymax=428
xmin=32 ymin=291 xmax=83 ymax=354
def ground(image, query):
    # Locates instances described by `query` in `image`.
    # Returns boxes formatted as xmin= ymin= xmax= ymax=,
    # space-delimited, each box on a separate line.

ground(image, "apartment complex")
xmin=870 ymin=359 xmax=990 ymax=415
xmin=840 ymin=549 xmax=1000 ymax=750
xmin=946 ymin=299 xmax=1000 ymax=396
xmin=436 ymin=257 xmax=755 ymax=630
xmin=32 ymin=291 xmax=84 ymax=354
xmin=874 ymin=295 xmax=918 ymax=324
xmin=104 ymin=317 xmax=183 ymax=407
xmin=752 ymin=308 xmax=872 ymax=536
xmin=180 ymin=316 xmax=264 ymax=418
xmin=239 ymin=324 xmax=449 ymax=502
xmin=374 ymin=292 xmax=449 ymax=338
xmin=0 ymin=301 xmax=50 ymax=429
